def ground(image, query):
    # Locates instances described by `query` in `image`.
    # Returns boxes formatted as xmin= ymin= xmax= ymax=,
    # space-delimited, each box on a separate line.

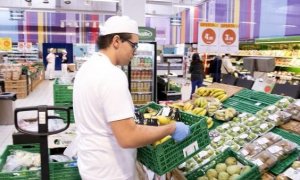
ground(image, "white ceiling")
xmin=0 ymin=0 xmax=206 ymax=16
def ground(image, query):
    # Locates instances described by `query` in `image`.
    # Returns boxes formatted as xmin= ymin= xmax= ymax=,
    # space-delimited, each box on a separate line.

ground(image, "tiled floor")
xmin=0 ymin=80 xmax=54 ymax=154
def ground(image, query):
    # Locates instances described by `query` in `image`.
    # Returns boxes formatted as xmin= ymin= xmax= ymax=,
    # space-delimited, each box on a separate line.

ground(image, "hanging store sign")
xmin=198 ymin=22 xmax=219 ymax=53
xmin=219 ymin=23 xmax=239 ymax=54
xmin=138 ymin=27 xmax=156 ymax=41
xmin=0 ymin=38 xmax=12 ymax=51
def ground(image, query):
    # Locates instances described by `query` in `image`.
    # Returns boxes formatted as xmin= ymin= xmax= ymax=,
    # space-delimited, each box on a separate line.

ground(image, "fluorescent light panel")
xmin=90 ymin=0 xmax=119 ymax=2
xmin=173 ymin=4 xmax=194 ymax=8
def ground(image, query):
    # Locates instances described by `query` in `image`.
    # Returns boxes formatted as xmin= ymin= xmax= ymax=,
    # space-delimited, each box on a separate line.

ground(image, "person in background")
xmin=189 ymin=53 xmax=204 ymax=99
xmin=221 ymin=53 xmax=236 ymax=75
xmin=209 ymin=55 xmax=222 ymax=83
xmin=46 ymin=48 xmax=55 ymax=80
xmin=73 ymin=16 xmax=190 ymax=180
xmin=61 ymin=50 xmax=68 ymax=73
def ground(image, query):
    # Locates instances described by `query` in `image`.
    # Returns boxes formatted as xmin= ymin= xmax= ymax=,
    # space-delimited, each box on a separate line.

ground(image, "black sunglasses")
xmin=125 ymin=40 xmax=138 ymax=50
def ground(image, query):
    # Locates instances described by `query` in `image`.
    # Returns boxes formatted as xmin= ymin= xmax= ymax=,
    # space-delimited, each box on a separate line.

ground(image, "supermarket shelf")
xmin=131 ymin=92 xmax=152 ymax=94
xmin=131 ymin=67 xmax=153 ymax=70
xmin=231 ymin=54 xmax=294 ymax=59
xmin=131 ymin=79 xmax=152 ymax=82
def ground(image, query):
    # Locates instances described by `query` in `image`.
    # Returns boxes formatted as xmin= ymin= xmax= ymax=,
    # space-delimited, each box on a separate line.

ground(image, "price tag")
xmin=268 ymin=145 xmax=283 ymax=154
xmin=260 ymin=123 xmax=268 ymax=130
xmin=161 ymin=107 xmax=171 ymax=116
xmin=213 ymin=136 xmax=221 ymax=142
xmin=239 ymin=113 xmax=247 ymax=118
xmin=240 ymin=149 xmax=249 ymax=156
xmin=255 ymin=102 xmax=262 ymax=106
xmin=198 ymin=151 xmax=208 ymax=158
xmin=248 ymin=117 xmax=256 ymax=121
xmin=183 ymin=141 xmax=199 ymax=158
xmin=253 ymin=159 xmax=264 ymax=166
xmin=67 ymin=86 xmax=73 ymax=90
xmin=268 ymin=114 xmax=279 ymax=121
xmin=240 ymin=134 xmax=248 ymax=139
xmin=267 ymin=105 xmax=276 ymax=111
xmin=295 ymin=100 xmax=300 ymax=107
xmin=222 ymin=124 xmax=230 ymax=129
xmin=283 ymin=167 xmax=300 ymax=179
xmin=232 ymin=127 xmax=240 ymax=132
xmin=257 ymin=137 xmax=270 ymax=145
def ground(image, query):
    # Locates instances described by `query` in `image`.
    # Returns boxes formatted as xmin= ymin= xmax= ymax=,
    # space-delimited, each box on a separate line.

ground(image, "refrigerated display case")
xmin=128 ymin=42 xmax=157 ymax=106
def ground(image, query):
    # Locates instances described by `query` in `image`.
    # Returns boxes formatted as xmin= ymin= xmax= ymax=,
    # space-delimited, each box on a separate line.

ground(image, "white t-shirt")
xmin=221 ymin=56 xmax=236 ymax=74
xmin=73 ymin=53 xmax=136 ymax=180
xmin=46 ymin=53 xmax=55 ymax=64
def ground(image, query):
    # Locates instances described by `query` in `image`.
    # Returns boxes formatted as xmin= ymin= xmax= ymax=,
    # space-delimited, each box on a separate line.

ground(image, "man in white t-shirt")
xmin=73 ymin=16 xmax=190 ymax=180
xmin=46 ymin=48 xmax=55 ymax=80
xmin=221 ymin=53 xmax=236 ymax=74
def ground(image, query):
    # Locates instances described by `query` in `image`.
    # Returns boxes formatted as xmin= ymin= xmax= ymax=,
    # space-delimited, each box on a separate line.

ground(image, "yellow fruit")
xmin=212 ymin=91 xmax=225 ymax=98
xmin=219 ymin=95 xmax=228 ymax=102
xmin=157 ymin=116 xmax=171 ymax=125
xmin=207 ymin=121 xmax=214 ymax=129
xmin=153 ymin=140 xmax=161 ymax=147
xmin=198 ymin=109 xmax=207 ymax=116
xmin=160 ymin=135 xmax=171 ymax=144
xmin=206 ymin=117 xmax=213 ymax=124
xmin=143 ymin=113 xmax=151 ymax=119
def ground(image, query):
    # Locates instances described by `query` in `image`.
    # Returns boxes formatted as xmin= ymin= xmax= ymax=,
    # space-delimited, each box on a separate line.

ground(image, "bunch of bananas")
xmin=183 ymin=102 xmax=194 ymax=111
xmin=195 ymin=87 xmax=228 ymax=102
xmin=194 ymin=97 xmax=208 ymax=108
xmin=207 ymin=101 xmax=221 ymax=117
xmin=192 ymin=107 xmax=207 ymax=116
xmin=214 ymin=108 xmax=237 ymax=121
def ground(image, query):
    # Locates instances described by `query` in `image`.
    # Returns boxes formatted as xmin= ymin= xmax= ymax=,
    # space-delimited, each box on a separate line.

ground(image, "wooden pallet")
xmin=4 ymin=80 xmax=27 ymax=88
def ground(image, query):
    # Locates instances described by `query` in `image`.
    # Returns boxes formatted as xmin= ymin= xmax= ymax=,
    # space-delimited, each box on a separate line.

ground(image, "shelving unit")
xmin=7 ymin=51 xmax=39 ymax=61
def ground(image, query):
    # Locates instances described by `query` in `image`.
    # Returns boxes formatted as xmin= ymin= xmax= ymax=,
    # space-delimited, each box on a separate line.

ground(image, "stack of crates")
xmin=53 ymin=79 xmax=74 ymax=123
xmin=5 ymin=79 xmax=28 ymax=99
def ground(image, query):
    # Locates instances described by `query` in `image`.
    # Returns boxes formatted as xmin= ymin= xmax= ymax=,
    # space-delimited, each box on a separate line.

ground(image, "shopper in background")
xmin=61 ymin=49 xmax=68 ymax=74
xmin=189 ymin=53 xmax=204 ymax=99
xmin=46 ymin=48 xmax=55 ymax=80
xmin=73 ymin=16 xmax=190 ymax=180
xmin=209 ymin=55 xmax=222 ymax=82
xmin=221 ymin=53 xmax=236 ymax=75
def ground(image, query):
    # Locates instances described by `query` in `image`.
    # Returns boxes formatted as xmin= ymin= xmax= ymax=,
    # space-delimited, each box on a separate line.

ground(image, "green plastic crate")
xmin=53 ymin=79 xmax=73 ymax=104
xmin=270 ymin=149 xmax=300 ymax=175
xmin=54 ymin=103 xmax=74 ymax=123
xmin=0 ymin=144 xmax=80 ymax=180
xmin=222 ymin=98 xmax=262 ymax=114
xmin=229 ymin=96 xmax=270 ymax=109
xmin=185 ymin=148 xmax=261 ymax=180
xmin=235 ymin=89 xmax=282 ymax=105
xmin=271 ymin=127 xmax=300 ymax=146
xmin=137 ymin=102 xmax=210 ymax=175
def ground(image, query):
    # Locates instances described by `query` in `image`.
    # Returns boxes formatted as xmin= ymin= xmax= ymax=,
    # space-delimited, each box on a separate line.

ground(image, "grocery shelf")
xmin=131 ymin=79 xmax=152 ymax=82
xmin=131 ymin=67 xmax=153 ymax=70
xmin=131 ymin=91 xmax=152 ymax=94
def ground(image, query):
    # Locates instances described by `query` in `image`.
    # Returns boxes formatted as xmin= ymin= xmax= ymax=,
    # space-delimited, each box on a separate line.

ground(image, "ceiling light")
xmin=241 ymin=21 xmax=256 ymax=24
xmin=173 ymin=4 xmax=194 ymax=8
xmin=283 ymin=25 xmax=296 ymax=28
xmin=90 ymin=0 xmax=119 ymax=2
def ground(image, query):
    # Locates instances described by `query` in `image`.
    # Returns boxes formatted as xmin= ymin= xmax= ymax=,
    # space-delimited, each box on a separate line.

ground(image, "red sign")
xmin=202 ymin=28 xmax=216 ymax=45
xmin=222 ymin=29 xmax=236 ymax=45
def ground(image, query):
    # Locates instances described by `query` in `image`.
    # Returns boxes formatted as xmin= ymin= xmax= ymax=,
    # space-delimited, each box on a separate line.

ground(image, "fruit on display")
xmin=206 ymin=117 xmax=214 ymax=129
xmin=250 ymin=122 xmax=275 ymax=135
xmin=252 ymin=132 xmax=282 ymax=149
xmin=193 ymin=146 xmax=216 ymax=166
xmin=239 ymin=143 xmax=264 ymax=160
xmin=217 ymin=141 xmax=241 ymax=153
xmin=178 ymin=158 xmax=198 ymax=174
xmin=211 ymin=135 xmax=232 ymax=149
xmin=266 ymin=140 xmax=297 ymax=159
xmin=275 ymin=97 xmax=295 ymax=109
xmin=250 ymin=151 xmax=278 ymax=172
xmin=196 ymin=156 xmax=253 ymax=180
xmin=214 ymin=108 xmax=237 ymax=121
xmin=232 ymin=113 xmax=254 ymax=123
xmin=233 ymin=132 xmax=258 ymax=146
xmin=284 ymin=100 xmax=300 ymax=121
xmin=183 ymin=102 xmax=194 ymax=111
xmin=256 ymin=105 xmax=280 ymax=118
xmin=195 ymin=87 xmax=228 ymax=102
xmin=168 ymin=102 xmax=185 ymax=111
xmin=267 ymin=111 xmax=292 ymax=126
xmin=291 ymin=161 xmax=300 ymax=169
xmin=242 ymin=116 xmax=263 ymax=127
xmin=226 ymin=125 xmax=248 ymax=137
xmin=192 ymin=107 xmax=207 ymax=116
xmin=194 ymin=97 xmax=208 ymax=109
xmin=207 ymin=101 xmax=222 ymax=117
xmin=216 ymin=122 xmax=238 ymax=133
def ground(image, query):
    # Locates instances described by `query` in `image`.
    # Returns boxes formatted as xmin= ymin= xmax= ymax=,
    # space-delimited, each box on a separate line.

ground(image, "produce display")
xmin=216 ymin=122 xmax=238 ymax=133
xmin=250 ymin=122 xmax=275 ymax=135
xmin=196 ymin=156 xmax=254 ymax=180
xmin=233 ymin=132 xmax=258 ymax=146
xmin=275 ymin=97 xmax=295 ymax=110
xmin=284 ymin=100 xmax=300 ymax=121
xmin=256 ymin=105 xmax=281 ymax=118
xmin=210 ymin=134 xmax=233 ymax=149
xmin=195 ymin=87 xmax=228 ymax=102
xmin=214 ymin=108 xmax=237 ymax=121
xmin=226 ymin=125 xmax=248 ymax=137
xmin=267 ymin=111 xmax=292 ymax=126
xmin=266 ymin=140 xmax=297 ymax=159
xmin=251 ymin=151 xmax=278 ymax=172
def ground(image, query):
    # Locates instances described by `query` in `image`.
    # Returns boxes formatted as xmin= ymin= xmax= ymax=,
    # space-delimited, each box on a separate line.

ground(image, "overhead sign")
xmin=138 ymin=27 xmax=156 ymax=41
xmin=219 ymin=23 xmax=239 ymax=54
xmin=0 ymin=38 xmax=12 ymax=51
xmin=198 ymin=22 xmax=219 ymax=53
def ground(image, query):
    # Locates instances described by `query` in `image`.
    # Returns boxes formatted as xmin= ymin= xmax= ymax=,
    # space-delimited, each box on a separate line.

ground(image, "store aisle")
xmin=0 ymin=80 xmax=54 ymax=154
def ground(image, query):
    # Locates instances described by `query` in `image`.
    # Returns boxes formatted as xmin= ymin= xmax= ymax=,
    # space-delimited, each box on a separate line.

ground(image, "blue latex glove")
xmin=171 ymin=122 xmax=190 ymax=142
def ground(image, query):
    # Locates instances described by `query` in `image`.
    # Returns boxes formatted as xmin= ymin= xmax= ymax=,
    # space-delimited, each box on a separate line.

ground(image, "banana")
xmin=207 ymin=121 xmax=214 ymax=129
xmin=219 ymin=95 xmax=228 ymax=102
xmin=192 ymin=107 xmax=203 ymax=114
xmin=183 ymin=102 xmax=194 ymax=111
xmin=198 ymin=109 xmax=207 ymax=116
xmin=157 ymin=116 xmax=171 ymax=125
xmin=143 ymin=113 xmax=151 ymax=119
xmin=206 ymin=117 xmax=213 ymax=124
xmin=212 ymin=91 xmax=225 ymax=98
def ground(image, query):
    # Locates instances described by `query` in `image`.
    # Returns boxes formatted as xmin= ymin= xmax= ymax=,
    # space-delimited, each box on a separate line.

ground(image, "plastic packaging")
xmin=234 ymin=132 xmax=258 ymax=146
xmin=275 ymin=97 xmax=295 ymax=109
xmin=252 ymin=132 xmax=282 ymax=149
xmin=226 ymin=124 xmax=248 ymax=137
xmin=240 ymin=143 xmax=264 ymax=160
xmin=250 ymin=122 xmax=275 ymax=135
xmin=266 ymin=139 xmax=298 ymax=159
xmin=267 ymin=111 xmax=292 ymax=126
xmin=215 ymin=121 xmax=238 ymax=133
xmin=251 ymin=150 xmax=278 ymax=172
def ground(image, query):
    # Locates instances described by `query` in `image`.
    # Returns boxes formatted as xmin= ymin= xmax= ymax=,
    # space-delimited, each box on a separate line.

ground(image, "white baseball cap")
xmin=100 ymin=16 xmax=139 ymax=36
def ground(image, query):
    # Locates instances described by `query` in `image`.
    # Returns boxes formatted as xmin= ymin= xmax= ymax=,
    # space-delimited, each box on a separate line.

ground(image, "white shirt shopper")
xmin=73 ymin=16 xmax=190 ymax=180
xmin=46 ymin=48 xmax=55 ymax=80
xmin=221 ymin=54 xmax=236 ymax=74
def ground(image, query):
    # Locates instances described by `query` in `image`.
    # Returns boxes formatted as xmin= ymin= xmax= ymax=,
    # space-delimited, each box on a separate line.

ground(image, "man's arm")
xmin=110 ymin=118 xmax=176 ymax=148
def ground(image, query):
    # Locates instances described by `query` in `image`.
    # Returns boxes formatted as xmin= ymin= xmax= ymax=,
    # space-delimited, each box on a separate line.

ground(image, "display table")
xmin=0 ymin=92 xmax=16 ymax=125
